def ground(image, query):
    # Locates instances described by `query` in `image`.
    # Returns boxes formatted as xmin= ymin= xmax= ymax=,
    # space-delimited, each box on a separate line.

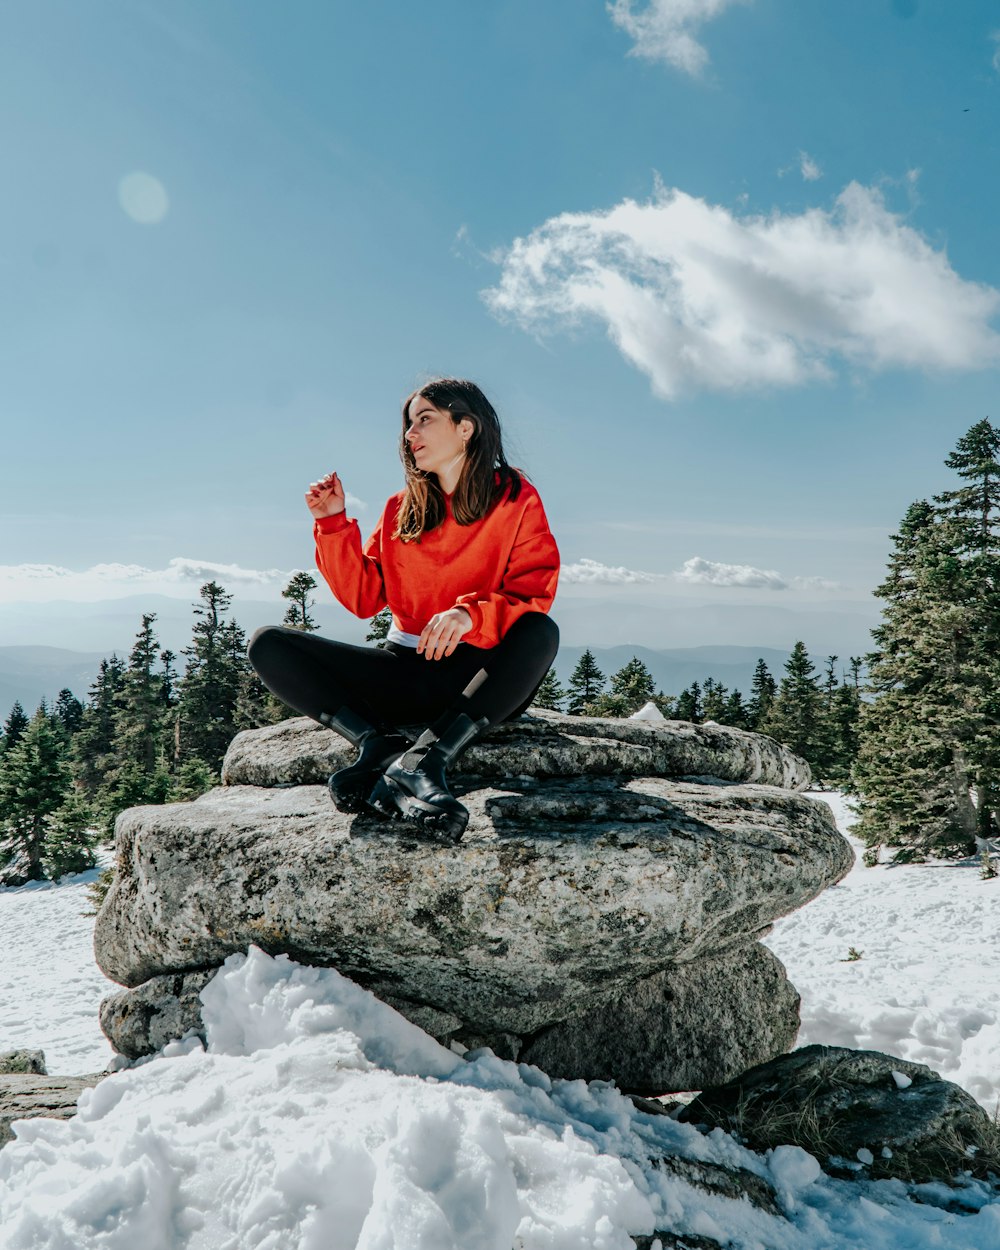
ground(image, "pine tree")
xmin=853 ymin=418 xmax=1000 ymax=861
xmin=675 ymin=681 xmax=702 ymax=724
xmin=281 ymin=572 xmax=318 ymax=631
xmin=0 ymin=710 xmax=73 ymax=884
xmin=53 ymin=689 xmax=84 ymax=738
xmin=72 ymin=657 xmax=126 ymax=797
xmin=746 ymin=660 xmax=777 ymax=730
xmin=99 ymin=615 xmax=174 ymax=831
xmin=567 ymin=650 xmax=605 ymax=715
xmin=721 ymin=688 xmax=749 ymax=729
xmin=366 ymin=608 xmax=392 ymax=648
xmin=761 ymin=642 xmax=825 ymax=766
xmin=42 ymin=790 xmax=100 ymax=879
xmin=702 ymin=677 xmax=729 ymax=723
xmin=177 ymin=582 xmax=243 ymax=772
xmin=3 ymin=701 xmax=29 ymax=752
xmin=609 ymin=657 xmax=656 ymax=714
xmin=531 ymin=667 xmax=566 ymax=712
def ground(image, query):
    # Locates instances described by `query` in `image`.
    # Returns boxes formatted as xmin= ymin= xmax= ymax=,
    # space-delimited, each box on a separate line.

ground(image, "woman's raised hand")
xmin=306 ymin=471 xmax=347 ymax=520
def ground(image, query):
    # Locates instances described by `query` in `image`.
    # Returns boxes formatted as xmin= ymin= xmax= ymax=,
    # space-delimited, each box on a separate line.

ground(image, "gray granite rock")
xmin=1 ymin=1075 xmax=103 ymax=1148
xmin=94 ymin=775 xmax=849 ymax=1062
xmin=518 ymin=943 xmax=800 ymax=1092
xmin=221 ymin=710 xmax=813 ymax=791
xmin=679 ymin=1044 xmax=1000 ymax=1183
xmin=0 ymin=1050 xmax=46 ymax=1075
xmin=99 ymin=970 xmax=216 ymax=1059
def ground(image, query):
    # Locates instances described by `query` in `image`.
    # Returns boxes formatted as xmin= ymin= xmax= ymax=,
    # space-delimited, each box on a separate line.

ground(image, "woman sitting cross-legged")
xmin=247 ymin=377 xmax=560 ymax=842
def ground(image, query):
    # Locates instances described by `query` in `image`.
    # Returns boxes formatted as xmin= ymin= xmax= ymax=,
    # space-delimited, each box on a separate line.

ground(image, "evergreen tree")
xmin=281 ymin=572 xmax=318 ymax=631
xmin=3 ymin=701 xmax=29 ymax=752
xmin=675 ymin=681 xmax=702 ymax=724
xmin=761 ymin=642 xmax=825 ymax=766
xmin=72 ymin=657 xmax=126 ymax=797
xmin=609 ymin=657 xmax=656 ymax=714
xmin=0 ymin=710 xmax=73 ymax=883
xmin=42 ymin=791 xmax=100 ymax=879
xmin=531 ymin=667 xmax=566 ymax=712
xmin=567 ymin=650 xmax=605 ymax=715
xmin=366 ymin=608 xmax=392 ymax=648
xmin=722 ymin=688 xmax=749 ymax=729
xmin=178 ymin=582 xmax=243 ymax=772
xmin=746 ymin=660 xmax=777 ymax=730
xmin=702 ymin=677 xmax=729 ymax=723
xmin=53 ymin=689 xmax=84 ymax=738
xmin=853 ymin=448 xmax=1000 ymax=861
xmin=99 ymin=615 xmax=175 ymax=830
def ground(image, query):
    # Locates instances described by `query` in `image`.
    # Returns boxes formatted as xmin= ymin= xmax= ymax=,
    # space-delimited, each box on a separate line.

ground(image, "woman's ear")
xmin=459 ymin=417 xmax=474 ymax=445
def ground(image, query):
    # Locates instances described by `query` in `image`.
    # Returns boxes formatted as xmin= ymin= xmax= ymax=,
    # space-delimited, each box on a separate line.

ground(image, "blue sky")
xmin=2 ymin=0 xmax=999 ymax=653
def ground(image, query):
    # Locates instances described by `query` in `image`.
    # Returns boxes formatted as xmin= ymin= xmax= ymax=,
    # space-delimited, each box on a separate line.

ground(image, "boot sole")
xmin=369 ymin=777 xmax=468 ymax=842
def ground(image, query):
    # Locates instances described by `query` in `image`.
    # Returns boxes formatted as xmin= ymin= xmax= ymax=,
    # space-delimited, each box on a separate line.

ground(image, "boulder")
xmin=221 ymin=710 xmax=813 ymax=791
xmin=679 ymin=1044 xmax=1000 ymax=1183
xmin=1 ymin=1075 xmax=102 ymax=1148
xmin=94 ymin=713 xmax=850 ymax=1090
xmin=0 ymin=1050 xmax=46 ymax=1075
xmin=519 ymin=943 xmax=800 ymax=1091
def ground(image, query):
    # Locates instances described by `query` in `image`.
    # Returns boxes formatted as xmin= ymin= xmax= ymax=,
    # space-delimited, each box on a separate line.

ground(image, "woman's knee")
xmin=507 ymin=611 xmax=559 ymax=658
xmin=247 ymin=624 xmax=288 ymax=664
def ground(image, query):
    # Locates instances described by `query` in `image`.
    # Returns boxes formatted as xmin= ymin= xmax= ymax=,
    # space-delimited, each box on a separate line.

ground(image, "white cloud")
xmin=561 ymin=557 xmax=659 ymax=584
xmin=0 ymin=558 xmax=291 ymax=604
xmin=992 ymin=31 xmax=1000 ymax=73
xmin=484 ymin=179 xmax=1000 ymax=399
xmin=608 ymin=0 xmax=746 ymax=76
xmin=799 ymin=151 xmax=822 ymax=181
xmin=673 ymin=556 xmax=839 ymax=590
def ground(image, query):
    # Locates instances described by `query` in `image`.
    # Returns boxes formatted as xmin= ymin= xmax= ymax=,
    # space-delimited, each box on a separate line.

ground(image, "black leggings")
xmin=247 ymin=611 xmax=560 ymax=734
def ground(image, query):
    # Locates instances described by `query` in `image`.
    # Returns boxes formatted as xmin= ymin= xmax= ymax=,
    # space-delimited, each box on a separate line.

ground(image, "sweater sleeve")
xmin=313 ymin=507 xmax=388 ymax=619
xmin=454 ymin=490 xmax=560 ymax=649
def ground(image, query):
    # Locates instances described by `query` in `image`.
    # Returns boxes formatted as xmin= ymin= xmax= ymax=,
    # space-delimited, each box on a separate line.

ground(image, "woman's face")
xmin=404 ymin=396 xmax=472 ymax=477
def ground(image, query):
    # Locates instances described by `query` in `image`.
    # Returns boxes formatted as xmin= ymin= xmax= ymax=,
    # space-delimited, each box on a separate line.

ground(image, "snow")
xmin=629 ymin=702 xmax=666 ymax=722
xmin=2 ymin=946 xmax=1000 ymax=1249
xmin=764 ymin=792 xmax=1000 ymax=1116
xmin=1 ymin=796 xmax=999 ymax=1247
xmin=0 ymin=862 xmax=117 ymax=1074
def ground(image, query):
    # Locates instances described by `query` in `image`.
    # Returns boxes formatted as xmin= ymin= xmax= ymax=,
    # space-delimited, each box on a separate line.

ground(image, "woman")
xmin=248 ymin=378 xmax=560 ymax=842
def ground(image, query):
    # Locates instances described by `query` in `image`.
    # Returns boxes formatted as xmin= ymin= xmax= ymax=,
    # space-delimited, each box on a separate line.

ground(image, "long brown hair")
xmin=394 ymin=378 xmax=522 ymax=542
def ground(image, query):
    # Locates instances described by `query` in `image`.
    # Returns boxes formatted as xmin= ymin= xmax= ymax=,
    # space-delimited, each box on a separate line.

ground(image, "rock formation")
xmin=95 ymin=711 xmax=852 ymax=1092
xmin=679 ymin=1044 xmax=1000 ymax=1183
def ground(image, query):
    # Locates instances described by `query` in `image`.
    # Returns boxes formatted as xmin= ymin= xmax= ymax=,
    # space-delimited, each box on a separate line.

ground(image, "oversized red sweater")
xmin=314 ymin=479 xmax=559 ymax=649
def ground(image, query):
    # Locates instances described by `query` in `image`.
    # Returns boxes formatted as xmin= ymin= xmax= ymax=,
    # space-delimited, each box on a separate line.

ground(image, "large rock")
xmin=0 ymin=1050 xmax=46 ymax=1075
xmin=221 ymin=710 xmax=813 ymax=791
xmin=679 ymin=1045 xmax=1000 ymax=1183
xmin=94 ymin=713 xmax=849 ymax=1090
xmin=520 ymin=943 xmax=800 ymax=1091
xmin=1 ymin=1075 xmax=102 ymax=1148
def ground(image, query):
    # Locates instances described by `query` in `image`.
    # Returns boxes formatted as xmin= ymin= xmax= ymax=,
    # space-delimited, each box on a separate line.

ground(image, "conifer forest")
xmin=1 ymin=419 xmax=998 ymax=883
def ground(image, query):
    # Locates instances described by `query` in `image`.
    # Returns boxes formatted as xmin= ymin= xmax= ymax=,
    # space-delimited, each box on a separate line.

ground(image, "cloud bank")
xmin=674 ymin=555 xmax=839 ymax=590
xmin=561 ymin=557 xmax=659 ymax=584
xmin=608 ymin=0 xmax=746 ymax=76
xmin=484 ymin=180 xmax=1000 ymax=398
xmin=0 ymin=558 xmax=292 ymax=604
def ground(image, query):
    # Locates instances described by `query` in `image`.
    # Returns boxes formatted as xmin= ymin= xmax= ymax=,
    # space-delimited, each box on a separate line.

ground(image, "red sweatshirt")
xmin=314 ymin=478 xmax=559 ymax=649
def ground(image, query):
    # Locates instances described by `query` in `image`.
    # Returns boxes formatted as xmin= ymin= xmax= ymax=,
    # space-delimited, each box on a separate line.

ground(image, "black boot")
xmin=320 ymin=706 xmax=409 ymax=814
xmin=368 ymin=712 xmax=486 ymax=841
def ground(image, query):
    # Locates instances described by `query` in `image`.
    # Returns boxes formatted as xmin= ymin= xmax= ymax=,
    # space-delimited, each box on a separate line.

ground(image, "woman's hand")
xmin=417 ymin=607 xmax=473 ymax=660
xmin=306 ymin=471 xmax=347 ymax=520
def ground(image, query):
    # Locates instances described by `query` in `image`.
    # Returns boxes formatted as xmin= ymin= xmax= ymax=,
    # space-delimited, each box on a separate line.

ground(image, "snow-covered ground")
xmin=765 ymin=793 xmax=1000 ymax=1116
xmin=1 ymin=794 xmax=999 ymax=1248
